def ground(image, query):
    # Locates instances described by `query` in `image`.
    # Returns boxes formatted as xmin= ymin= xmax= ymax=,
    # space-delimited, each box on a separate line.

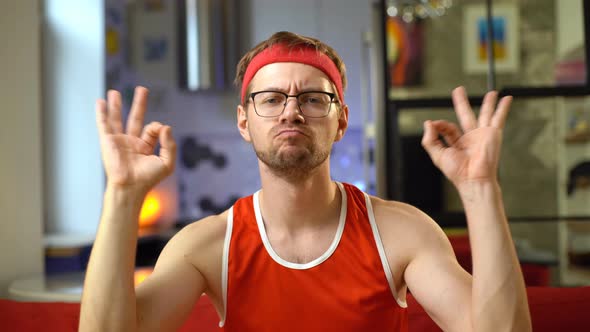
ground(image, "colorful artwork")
xmin=565 ymin=108 xmax=590 ymax=144
xmin=477 ymin=17 xmax=506 ymax=61
xmin=463 ymin=4 xmax=519 ymax=74
xmin=386 ymin=17 xmax=424 ymax=87
xmin=144 ymin=0 xmax=165 ymax=12
xmin=105 ymin=7 xmax=122 ymax=57
xmin=143 ymin=37 xmax=168 ymax=62
xmin=106 ymin=27 xmax=120 ymax=56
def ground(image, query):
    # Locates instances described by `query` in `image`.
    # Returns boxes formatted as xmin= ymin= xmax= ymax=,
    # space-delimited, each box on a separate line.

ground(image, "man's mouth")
xmin=275 ymin=128 xmax=308 ymax=138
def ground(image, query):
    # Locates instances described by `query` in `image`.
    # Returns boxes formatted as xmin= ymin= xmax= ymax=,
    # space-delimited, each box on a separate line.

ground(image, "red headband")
xmin=240 ymin=44 xmax=344 ymax=104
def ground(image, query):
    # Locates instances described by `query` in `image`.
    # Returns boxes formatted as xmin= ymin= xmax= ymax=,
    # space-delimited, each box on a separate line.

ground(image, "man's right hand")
xmin=95 ymin=86 xmax=176 ymax=195
xmin=81 ymin=87 xmax=180 ymax=331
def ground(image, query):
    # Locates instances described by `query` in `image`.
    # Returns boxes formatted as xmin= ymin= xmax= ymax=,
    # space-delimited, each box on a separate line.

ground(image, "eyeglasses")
xmin=248 ymin=90 xmax=338 ymax=118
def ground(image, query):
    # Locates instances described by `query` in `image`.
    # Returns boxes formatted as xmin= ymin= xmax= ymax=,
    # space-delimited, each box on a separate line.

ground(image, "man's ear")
xmin=334 ymin=104 xmax=349 ymax=142
xmin=237 ymin=104 xmax=251 ymax=142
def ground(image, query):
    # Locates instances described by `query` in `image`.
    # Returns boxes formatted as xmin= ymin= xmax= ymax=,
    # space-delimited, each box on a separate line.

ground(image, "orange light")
xmin=134 ymin=267 xmax=153 ymax=286
xmin=139 ymin=191 xmax=162 ymax=228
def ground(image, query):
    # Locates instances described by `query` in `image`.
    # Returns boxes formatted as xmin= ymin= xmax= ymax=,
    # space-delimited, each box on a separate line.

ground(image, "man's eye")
xmin=302 ymin=96 xmax=325 ymax=104
xmin=263 ymin=98 xmax=280 ymax=104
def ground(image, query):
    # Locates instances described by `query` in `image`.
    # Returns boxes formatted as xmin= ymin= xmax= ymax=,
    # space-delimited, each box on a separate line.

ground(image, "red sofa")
xmin=1 ymin=286 xmax=589 ymax=331
xmin=448 ymin=234 xmax=552 ymax=286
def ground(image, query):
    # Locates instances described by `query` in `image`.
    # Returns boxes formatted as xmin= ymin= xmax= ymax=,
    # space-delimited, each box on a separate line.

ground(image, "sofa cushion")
xmin=406 ymin=286 xmax=590 ymax=331
xmin=526 ymin=286 xmax=590 ymax=331
xmin=0 ymin=299 xmax=80 ymax=332
xmin=448 ymin=234 xmax=551 ymax=286
xmin=1 ymin=286 xmax=589 ymax=331
xmin=0 ymin=296 xmax=220 ymax=332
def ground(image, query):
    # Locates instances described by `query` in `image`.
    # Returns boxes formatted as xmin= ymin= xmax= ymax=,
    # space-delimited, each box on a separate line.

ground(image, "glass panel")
xmin=396 ymin=96 xmax=590 ymax=220
xmin=398 ymin=107 xmax=460 ymax=216
xmin=499 ymin=97 xmax=560 ymax=218
xmin=385 ymin=0 xmax=490 ymax=100
xmin=556 ymin=96 xmax=590 ymax=217
xmin=385 ymin=0 xmax=588 ymax=100
xmin=495 ymin=0 xmax=587 ymax=88
xmin=396 ymin=100 xmax=590 ymax=287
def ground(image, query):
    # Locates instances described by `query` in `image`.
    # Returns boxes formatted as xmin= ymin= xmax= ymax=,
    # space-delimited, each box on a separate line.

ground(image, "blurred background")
xmin=1 ymin=0 xmax=590 ymax=301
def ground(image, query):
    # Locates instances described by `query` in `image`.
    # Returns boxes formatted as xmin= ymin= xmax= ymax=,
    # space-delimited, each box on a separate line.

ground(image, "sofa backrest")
xmin=1 ymin=287 xmax=589 ymax=331
xmin=406 ymin=286 xmax=590 ymax=331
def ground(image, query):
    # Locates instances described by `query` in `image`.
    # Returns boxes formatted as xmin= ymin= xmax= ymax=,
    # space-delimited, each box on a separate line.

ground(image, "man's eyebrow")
xmin=257 ymin=86 xmax=287 ymax=92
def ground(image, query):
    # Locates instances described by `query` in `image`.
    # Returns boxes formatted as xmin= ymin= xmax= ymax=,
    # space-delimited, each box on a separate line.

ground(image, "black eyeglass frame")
xmin=247 ymin=90 xmax=339 ymax=118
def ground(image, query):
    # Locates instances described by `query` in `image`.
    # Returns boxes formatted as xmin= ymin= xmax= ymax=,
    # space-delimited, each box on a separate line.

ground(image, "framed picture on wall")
xmin=463 ymin=4 xmax=520 ymax=74
xmin=386 ymin=16 xmax=425 ymax=87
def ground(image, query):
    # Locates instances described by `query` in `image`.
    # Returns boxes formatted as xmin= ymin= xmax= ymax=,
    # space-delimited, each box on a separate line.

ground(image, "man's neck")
xmin=257 ymin=161 xmax=341 ymax=234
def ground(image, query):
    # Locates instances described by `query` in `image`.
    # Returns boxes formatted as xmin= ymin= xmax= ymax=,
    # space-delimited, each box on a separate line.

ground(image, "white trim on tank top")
xmin=363 ymin=192 xmax=408 ymax=308
xmin=253 ymin=181 xmax=347 ymax=270
xmin=219 ymin=206 xmax=233 ymax=327
xmin=219 ymin=183 xmax=407 ymax=327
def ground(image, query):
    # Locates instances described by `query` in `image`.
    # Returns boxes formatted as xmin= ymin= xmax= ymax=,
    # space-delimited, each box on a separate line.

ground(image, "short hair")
xmin=234 ymin=31 xmax=347 ymax=102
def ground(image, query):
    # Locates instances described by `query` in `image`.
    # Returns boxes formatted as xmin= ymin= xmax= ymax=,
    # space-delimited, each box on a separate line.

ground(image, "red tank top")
xmin=220 ymin=182 xmax=408 ymax=331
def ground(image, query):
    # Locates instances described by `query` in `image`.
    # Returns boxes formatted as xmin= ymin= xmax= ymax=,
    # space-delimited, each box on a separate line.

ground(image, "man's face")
xmin=237 ymin=62 xmax=348 ymax=179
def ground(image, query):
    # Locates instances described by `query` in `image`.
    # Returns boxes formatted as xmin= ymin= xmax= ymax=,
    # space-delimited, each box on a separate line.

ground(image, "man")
xmin=80 ymin=31 xmax=532 ymax=331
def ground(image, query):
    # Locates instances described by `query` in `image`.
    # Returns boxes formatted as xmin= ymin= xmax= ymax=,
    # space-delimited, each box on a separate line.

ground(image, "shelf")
xmin=564 ymin=126 xmax=590 ymax=144
xmin=561 ymin=265 xmax=590 ymax=286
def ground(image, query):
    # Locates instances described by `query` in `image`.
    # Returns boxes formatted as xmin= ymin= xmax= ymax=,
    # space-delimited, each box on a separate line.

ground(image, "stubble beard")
xmin=253 ymin=137 xmax=331 ymax=182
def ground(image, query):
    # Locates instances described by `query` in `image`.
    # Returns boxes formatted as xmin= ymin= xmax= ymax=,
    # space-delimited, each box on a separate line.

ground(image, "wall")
xmin=0 ymin=1 xmax=376 ymax=293
xmin=43 ymin=0 xmax=105 ymax=235
xmin=397 ymin=0 xmax=560 ymax=217
xmin=0 ymin=0 xmax=44 ymax=297
xmin=250 ymin=0 xmax=372 ymax=128
xmin=395 ymin=0 xmax=584 ymax=258
xmin=556 ymin=0 xmax=584 ymax=58
xmin=111 ymin=0 xmax=375 ymax=223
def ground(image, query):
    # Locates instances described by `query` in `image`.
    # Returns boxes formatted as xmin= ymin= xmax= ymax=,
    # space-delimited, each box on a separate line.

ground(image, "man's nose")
xmin=279 ymin=98 xmax=305 ymax=122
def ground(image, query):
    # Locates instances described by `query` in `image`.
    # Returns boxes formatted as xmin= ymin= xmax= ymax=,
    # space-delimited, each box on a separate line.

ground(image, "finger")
xmin=491 ymin=95 xmax=513 ymax=129
xmin=421 ymin=120 xmax=445 ymax=166
xmin=95 ymin=99 xmax=113 ymax=136
xmin=159 ymin=126 xmax=177 ymax=172
xmin=126 ymin=86 xmax=149 ymax=137
xmin=107 ymin=90 xmax=124 ymax=134
xmin=431 ymin=120 xmax=462 ymax=146
xmin=140 ymin=121 xmax=163 ymax=150
xmin=452 ymin=86 xmax=477 ymax=132
xmin=478 ymin=90 xmax=498 ymax=127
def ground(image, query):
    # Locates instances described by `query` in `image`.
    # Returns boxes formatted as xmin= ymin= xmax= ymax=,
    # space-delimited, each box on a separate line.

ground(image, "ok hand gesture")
xmin=95 ymin=87 xmax=176 ymax=194
xmin=421 ymin=86 xmax=512 ymax=188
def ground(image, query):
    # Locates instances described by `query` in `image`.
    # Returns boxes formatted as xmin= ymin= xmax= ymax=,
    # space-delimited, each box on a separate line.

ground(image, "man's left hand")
xmin=421 ymin=86 xmax=512 ymax=188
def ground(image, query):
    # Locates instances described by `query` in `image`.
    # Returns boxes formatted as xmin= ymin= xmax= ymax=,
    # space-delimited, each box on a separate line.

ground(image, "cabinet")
xmin=556 ymin=97 xmax=590 ymax=286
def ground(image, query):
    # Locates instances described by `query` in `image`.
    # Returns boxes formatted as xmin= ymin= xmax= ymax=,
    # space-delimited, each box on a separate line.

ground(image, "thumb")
xmin=158 ymin=126 xmax=177 ymax=172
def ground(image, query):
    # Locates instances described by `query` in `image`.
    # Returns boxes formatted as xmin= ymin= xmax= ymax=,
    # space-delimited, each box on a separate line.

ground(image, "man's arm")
xmin=403 ymin=87 xmax=531 ymax=332
xmin=79 ymin=185 xmax=142 ymax=331
xmin=79 ymin=186 xmax=207 ymax=332
xmin=400 ymin=189 xmax=529 ymax=332
xmin=134 ymin=217 xmax=215 ymax=331
xmin=79 ymin=87 xmax=206 ymax=331
xmin=460 ymin=180 xmax=530 ymax=331
xmin=134 ymin=212 xmax=226 ymax=331
xmin=374 ymin=199 xmax=473 ymax=331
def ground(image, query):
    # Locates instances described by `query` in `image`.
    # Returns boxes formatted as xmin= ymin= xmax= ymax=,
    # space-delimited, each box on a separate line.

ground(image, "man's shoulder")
xmin=173 ymin=211 xmax=229 ymax=247
xmin=368 ymin=195 xmax=446 ymax=244
xmin=368 ymin=195 xmax=431 ymax=225
xmin=164 ymin=211 xmax=229 ymax=265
